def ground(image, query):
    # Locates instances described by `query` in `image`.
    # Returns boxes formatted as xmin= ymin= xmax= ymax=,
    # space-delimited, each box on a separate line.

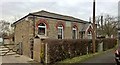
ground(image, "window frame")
xmin=58 ymin=25 xmax=64 ymax=39
xmin=38 ymin=23 xmax=47 ymax=36
xmin=72 ymin=27 xmax=77 ymax=39
xmin=87 ymin=31 xmax=92 ymax=36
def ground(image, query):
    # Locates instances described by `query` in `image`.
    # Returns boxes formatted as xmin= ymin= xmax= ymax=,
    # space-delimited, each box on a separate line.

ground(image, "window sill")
xmin=37 ymin=35 xmax=49 ymax=39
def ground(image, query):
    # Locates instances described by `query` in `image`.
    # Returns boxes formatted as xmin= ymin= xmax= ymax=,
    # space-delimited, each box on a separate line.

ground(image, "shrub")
xmin=42 ymin=38 xmax=117 ymax=63
xmin=103 ymin=38 xmax=117 ymax=51
xmin=43 ymin=39 xmax=92 ymax=63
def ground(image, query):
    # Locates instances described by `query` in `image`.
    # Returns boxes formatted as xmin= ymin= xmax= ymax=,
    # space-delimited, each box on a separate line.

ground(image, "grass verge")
xmin=58 ymin=48 xmax=115 ymax=63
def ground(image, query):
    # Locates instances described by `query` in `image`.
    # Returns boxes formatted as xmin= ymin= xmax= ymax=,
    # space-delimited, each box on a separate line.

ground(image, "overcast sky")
xmin=0 ymin=0 xmax=119 ymax=23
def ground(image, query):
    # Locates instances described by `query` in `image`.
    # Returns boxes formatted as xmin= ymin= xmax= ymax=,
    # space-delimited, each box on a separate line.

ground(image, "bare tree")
xmin=96 ymin=14 xmax=118 ymax=38
xmin=0 ymin=20 xmax=10 ymax=37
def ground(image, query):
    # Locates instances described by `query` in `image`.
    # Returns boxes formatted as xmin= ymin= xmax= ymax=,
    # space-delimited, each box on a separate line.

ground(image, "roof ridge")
xmin=32 ymin=10 xmax=87 ymax=22
xmin=12 ymin=10 xmax=89 ymax=26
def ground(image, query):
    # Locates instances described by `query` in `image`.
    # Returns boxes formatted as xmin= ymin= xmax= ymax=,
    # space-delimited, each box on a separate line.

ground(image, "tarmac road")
xmin=80 ymin=49 xmax=117 ymax=65
xmin=1 ymin=49 xmax=117 ymax=65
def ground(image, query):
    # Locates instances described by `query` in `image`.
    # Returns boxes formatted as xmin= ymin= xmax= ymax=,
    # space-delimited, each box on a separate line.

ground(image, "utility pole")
xmin=89 ymin=17 xmax=91 ymax=23
xmin=92 ymin=0 xmax=96 ymax=53
xmin=118 ymin=1 xmax=120 ymax=46
xmin=101 ymin=16 xmax=103 ymax=30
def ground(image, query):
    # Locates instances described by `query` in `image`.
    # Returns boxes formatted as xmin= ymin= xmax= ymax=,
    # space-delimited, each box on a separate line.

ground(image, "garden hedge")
xmin=42 ymin=38 xmax=117 ymax=63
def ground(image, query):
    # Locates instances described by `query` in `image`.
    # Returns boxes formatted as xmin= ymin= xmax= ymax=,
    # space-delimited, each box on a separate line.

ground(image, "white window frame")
xmin=72 ymin=27 xmax=77 ymax=39
xmin=38 ymin=23 xmax=47 ymax=36
xmin=88 ymin=31 xmax=92 ymax=36
xmin=58 ymin=26 xmax=64 ymax=39
xmin=87 ymin=31 xmax=92 ymax=39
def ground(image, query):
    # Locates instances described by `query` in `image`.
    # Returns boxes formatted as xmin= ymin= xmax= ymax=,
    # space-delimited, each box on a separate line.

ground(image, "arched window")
xmin=87 ymin=31 xmax=92 ymax=39
xmin=72 ymin=26 xmax=77 ymax=39
xmin=38 ymin=23 xmax=46 ymax=36
xmin=58 ymin=25 xmax=63 ymax=39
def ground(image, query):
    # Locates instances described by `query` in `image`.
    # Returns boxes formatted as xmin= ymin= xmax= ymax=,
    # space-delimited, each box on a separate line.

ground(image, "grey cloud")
xmin=0 ymin=1 xmax=118 ymax=23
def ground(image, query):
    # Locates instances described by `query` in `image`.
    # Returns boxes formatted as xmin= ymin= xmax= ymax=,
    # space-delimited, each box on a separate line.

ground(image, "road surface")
xmin=80 ymin=49 xmax=116 ymax=65
xmin=1 ymin=54 xmax=38 ymax=65
xmin=1 ymin=49 xmax=117 ymax=65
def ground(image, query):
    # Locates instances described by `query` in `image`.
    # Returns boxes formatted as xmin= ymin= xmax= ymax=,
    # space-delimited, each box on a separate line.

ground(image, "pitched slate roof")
xmin=31 ymin=10 xmax=88 ymax=23
xmin=80 ymin=23 xmax=91 ymax=32
xmin=12 ymin=10 xmax=88 ymax=25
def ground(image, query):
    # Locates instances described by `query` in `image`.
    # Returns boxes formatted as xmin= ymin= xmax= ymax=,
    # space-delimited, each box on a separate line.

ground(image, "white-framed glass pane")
xmin=58 ymin=25 xmax=63 ymax=39
xmin=72 ymin=27 xmax=77 ymax=39
xmin=38 ymin=23 xmax=46 ymax=35
xmin=88 ymin=31 xmax=92 ymax=35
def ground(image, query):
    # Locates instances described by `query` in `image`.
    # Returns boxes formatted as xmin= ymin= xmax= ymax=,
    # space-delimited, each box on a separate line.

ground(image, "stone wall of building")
xmin=77 ymin=23 xmax=82 ymax=39
xmin=64 ymin=21 xmax=72 ymax=39
xmin=14 ymin=16 xmax=85 ymax=58
xmin=47 ymin=19 xmax=58 ymax=39
xmin=14 ymin=19 xmax=34 ymax=58
xmin=34 ymin=17 xmax=82 ymax=39
xmin=33 ymin=38 xmax=42 ymax=62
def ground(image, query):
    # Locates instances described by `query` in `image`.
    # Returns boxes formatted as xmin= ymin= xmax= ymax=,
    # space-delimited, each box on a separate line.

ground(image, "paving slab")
xmin=1 ymin=54 xmax=37 ymax=64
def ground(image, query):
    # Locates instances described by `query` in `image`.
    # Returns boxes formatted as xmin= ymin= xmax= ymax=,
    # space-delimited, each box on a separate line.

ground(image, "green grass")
xmin=58 ymin=49 xmax=114 ymax=63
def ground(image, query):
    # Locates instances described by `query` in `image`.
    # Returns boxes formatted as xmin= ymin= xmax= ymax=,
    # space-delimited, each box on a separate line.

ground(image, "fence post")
xmin=87 ymin=46 xmax=88 ymax=54
xmin=45 ymin=43 xmax=48 ymax=63
xmin=98 ymin=42 xmax=103 ymax=52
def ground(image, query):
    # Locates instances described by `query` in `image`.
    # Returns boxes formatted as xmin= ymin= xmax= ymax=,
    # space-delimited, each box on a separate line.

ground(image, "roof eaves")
xmin=32 ymin=10 xmax=88 ymax=23
xmin=11 ymin=14 xmax=30 ymax=27
xmin=30 ymin=13 xmax=88 ymax=23
xmin=12 ymin=10 xmax=89 ymax=27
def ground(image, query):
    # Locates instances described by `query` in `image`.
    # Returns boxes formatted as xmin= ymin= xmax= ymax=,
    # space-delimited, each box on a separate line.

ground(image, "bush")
xmin=43 ymin=39 xmax=92 ymax=63
xmin=42 ymin=38 xmax=117 ymax=63
xmin=103 ymin=38 xmax=117 ymax=51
